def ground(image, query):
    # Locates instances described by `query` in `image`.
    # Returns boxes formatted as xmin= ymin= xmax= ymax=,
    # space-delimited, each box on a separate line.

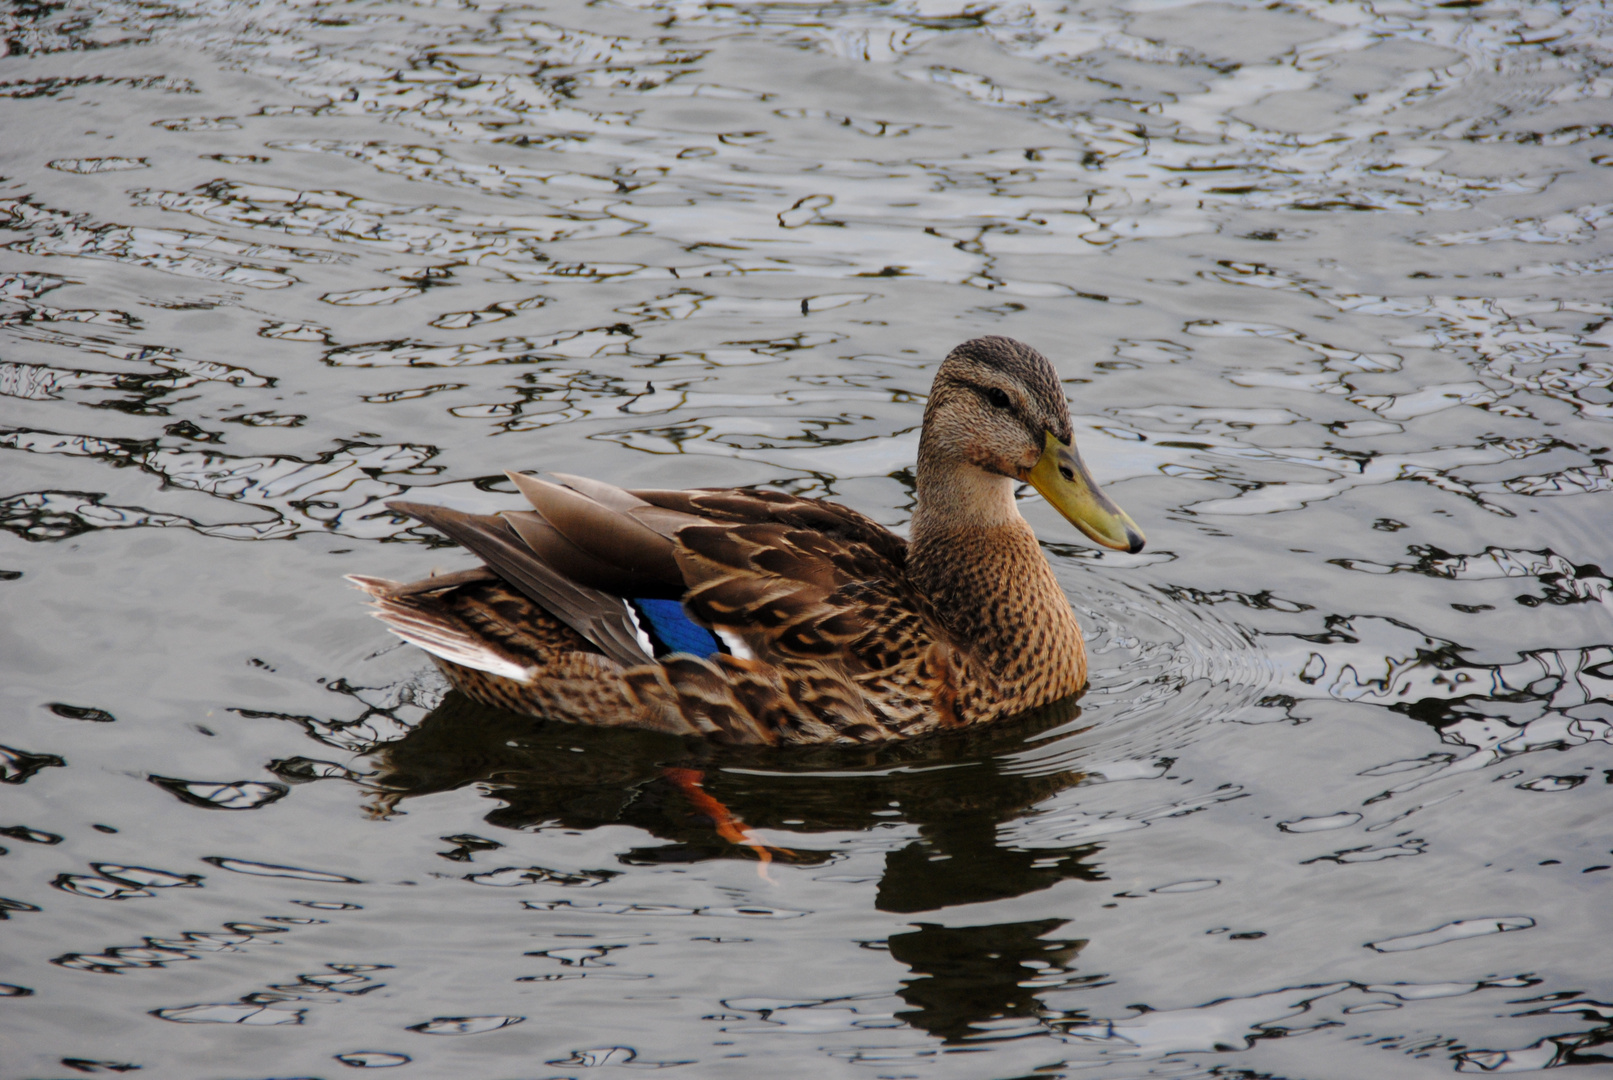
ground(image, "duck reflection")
xmin=368 ymin=691 xmax=1109 ymax=1038
xmin=373 ymin=691 xmax=1106 ymax=899
xmin=889 ymin=919 xmax=1096 ymax=1043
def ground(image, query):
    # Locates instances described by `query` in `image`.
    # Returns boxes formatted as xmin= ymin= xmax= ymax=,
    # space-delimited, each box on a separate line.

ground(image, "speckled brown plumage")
xmin=352 ymin=336 xmax=1142 ymax=745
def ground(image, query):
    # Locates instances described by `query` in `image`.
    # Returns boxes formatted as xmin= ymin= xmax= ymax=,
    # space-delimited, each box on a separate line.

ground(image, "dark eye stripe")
xmin=982 ymin=386 xmax=1011 ymax=409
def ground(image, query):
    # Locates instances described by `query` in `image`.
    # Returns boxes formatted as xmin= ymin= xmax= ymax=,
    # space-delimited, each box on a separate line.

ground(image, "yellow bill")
xmin=1025 ymin=431 xmax=1145 ymax=553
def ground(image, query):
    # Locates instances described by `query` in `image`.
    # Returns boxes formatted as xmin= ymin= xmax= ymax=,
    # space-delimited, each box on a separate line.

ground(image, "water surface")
xmin=2 ymin=0 xmax=1611 ymax=1076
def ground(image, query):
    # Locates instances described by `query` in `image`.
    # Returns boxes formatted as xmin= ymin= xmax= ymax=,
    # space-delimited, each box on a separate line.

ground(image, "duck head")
xmin=918 ymin=336 xmax=1145 ymax=553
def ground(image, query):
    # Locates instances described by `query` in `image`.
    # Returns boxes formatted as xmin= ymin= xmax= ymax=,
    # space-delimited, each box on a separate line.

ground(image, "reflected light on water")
xmin=2 ymin=0 xmax=1612 ymax=1075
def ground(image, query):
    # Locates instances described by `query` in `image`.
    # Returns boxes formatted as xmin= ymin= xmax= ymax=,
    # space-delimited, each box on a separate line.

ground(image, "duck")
xmin=350 ymin=335 xmax=1144 ymax=746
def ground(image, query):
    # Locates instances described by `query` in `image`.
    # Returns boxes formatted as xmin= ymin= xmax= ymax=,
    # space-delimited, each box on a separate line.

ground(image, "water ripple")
xmin=6 ymin=0 xmax=1613 ymax=1073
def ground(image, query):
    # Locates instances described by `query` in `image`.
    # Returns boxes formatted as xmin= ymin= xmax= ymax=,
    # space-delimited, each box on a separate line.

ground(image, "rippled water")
xmin=2 ymin=0 xmax=1611 ymax=1075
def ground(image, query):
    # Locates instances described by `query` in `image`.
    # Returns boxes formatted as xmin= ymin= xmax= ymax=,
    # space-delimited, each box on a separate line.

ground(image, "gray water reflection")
xmin=3 ymin=0 xmax=1612 ymax=1075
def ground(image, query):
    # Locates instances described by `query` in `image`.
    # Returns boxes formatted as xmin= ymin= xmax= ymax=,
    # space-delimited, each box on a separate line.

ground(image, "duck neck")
xmin=908 ymin=446 xmax=1087 ymax=706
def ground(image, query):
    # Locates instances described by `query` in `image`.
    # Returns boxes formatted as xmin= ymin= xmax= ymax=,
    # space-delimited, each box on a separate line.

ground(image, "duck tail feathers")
xmin=367 ymin=596 xmax=539 ymax=683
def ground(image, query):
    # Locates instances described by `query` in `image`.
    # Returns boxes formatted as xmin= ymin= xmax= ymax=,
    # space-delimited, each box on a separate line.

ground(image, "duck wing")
xmin=382 ymin=473 xmax=970 ymax=740
xmin=527 ymin=474 xmax=938 ymax=674
xmin=383 ymin=499 xmax=657 ymax=669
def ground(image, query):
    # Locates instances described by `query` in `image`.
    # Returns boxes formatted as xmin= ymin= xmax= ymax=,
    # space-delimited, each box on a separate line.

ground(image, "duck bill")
xmin=1026 ymin=432 xmax=1146 ymax=553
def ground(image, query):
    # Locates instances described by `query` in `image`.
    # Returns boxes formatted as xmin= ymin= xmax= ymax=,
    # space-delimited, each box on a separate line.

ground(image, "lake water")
xmin=2 ymin=0 xmax=1611 ymax=1076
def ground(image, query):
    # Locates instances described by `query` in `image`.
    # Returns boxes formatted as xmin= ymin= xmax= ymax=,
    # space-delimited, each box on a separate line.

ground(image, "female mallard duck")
xmin=351 ymin=336 xmax=1144 ymax=746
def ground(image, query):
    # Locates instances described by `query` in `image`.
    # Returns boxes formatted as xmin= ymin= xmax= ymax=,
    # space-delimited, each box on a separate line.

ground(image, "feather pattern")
xmin=387 ymin=501 xmax=652 ymax=668
xmin=354 ymin=336 xmax=1143 ymax=744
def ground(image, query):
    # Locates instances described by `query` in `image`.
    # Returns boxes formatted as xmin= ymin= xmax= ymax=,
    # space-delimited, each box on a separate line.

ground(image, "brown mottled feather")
xmin=388 ymin=501 xmax=651 ymax=668
xmin=360 ymin=486 xmax=972 ymax=745
xmin=355 ymin=336 xmax=1128 ymax=744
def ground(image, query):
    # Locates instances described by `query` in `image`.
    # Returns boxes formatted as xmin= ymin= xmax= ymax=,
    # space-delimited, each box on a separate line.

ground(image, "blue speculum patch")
xmin=630 ymin=597 xmax=724 ymax=659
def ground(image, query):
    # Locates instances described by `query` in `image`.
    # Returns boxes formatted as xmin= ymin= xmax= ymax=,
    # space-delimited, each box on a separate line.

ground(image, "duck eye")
xmin=983 ymin=386 xmax=1011 ymax=409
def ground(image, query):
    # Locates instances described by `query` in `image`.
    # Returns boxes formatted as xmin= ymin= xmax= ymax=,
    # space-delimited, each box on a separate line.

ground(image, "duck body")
xmin=353 ymin=336 xmax=1144 ymax=746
